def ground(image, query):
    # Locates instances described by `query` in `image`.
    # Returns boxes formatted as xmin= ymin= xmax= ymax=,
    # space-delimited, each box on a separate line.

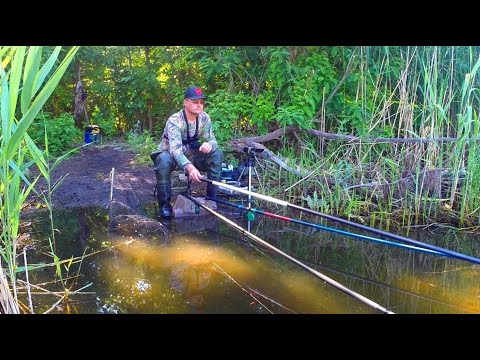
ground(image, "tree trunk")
xmin=74 ymin=80 xmax=87 ymax=128
xmin=147 ymin=100 xmax=153 ymax=132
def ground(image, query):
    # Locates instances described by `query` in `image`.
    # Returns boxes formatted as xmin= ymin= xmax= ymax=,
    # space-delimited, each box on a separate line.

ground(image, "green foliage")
xmin=90 ymin=112 xmax=118 ymax=139
xmin=334 ymin=93 xmax=370 ymax=135
xmin=207 ymin=91 xmax=254 ymax=142
xmin=60 ymin=46 xmax=170 ymax=135
xmin=192 ymin=46 xmax=267 ymax=93
xmin=126 ymin=131 xmax=158 ymax=165
xmin=29 ymin=112 xmax=83 ymax=156
xmin=27 ymin=45 xmax=480 ymax=229
xmin=271 ymin=50 xmax=338 ymax=129
xmin=251 ymin=91 xmax=276 ymax=134
xmin=265 ymin=47 xmax=293 ymax=91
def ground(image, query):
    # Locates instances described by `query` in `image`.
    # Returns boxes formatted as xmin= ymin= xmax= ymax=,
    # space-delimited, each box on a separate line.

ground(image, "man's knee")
xmin=209 ymin=148 xmax=224 ymax=166
xmin=150 ymin=150 xmax=161 ymax=162
xmin=154 ymin=152 xmax=174 ymax=178
xmin=154 ymin=152 xmax=173 ymax=167
xmin=206 ymin=149 xmax=223 ymax=180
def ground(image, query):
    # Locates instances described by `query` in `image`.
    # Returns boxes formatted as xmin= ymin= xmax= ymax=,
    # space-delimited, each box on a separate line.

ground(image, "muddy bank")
xmin=25 ymin=143 xmax=209 ymax=239
xmin=31 ymin=143 xmax=208 ymax=211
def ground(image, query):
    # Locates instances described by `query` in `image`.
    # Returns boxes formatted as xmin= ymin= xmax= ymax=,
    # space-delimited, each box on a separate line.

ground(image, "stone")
xmin=173 ymin=195 xmax=217 ymax=217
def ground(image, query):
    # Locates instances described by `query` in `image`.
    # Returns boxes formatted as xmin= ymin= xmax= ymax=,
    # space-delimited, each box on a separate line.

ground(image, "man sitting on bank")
xmin=150 ymin=85 xmax=224 ymax=219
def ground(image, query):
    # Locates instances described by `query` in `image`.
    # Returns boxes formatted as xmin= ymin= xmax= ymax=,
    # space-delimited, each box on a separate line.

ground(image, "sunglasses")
xmin=187 ymin=99 xmax=206 ymax=105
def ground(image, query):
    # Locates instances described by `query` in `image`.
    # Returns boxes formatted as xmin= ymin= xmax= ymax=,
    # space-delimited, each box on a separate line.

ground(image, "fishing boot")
xmin=153 ymin=151 xmax=175 ymax=219
xmin=206 ymin=182 xmax=218 ymax=199
xmin=156 ymin=182 xmax=172 ymax=219
xmin=206 ymin=148 xmax=224 ymax=200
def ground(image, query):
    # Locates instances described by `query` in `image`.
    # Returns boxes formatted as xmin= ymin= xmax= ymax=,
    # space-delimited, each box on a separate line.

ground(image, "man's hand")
xmin=185 ymin=163 xmax=203 ymax=183
xmin=199 ymin=142 xmax=212 ymax=154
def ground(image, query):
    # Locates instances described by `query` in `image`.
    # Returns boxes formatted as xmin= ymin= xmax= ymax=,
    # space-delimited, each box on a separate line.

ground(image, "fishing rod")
xmin=253 ymin=239 xmax=477 ymax=314
xmin=207 ymin=196 xmax=447 ymax=257
xmin=183 ymin=193 xmax=395 ymax=314
xmin=207 ymin=207 xmax=478 ymax=314
xmin=243 ymin=231 xmax=477 ymax=314
xmin=201 ymin=178 xmax=480 ymax=265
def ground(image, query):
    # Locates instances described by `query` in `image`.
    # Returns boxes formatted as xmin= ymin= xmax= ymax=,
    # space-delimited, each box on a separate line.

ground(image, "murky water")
xmin=19 ymin=206 xmax=480 ymax=314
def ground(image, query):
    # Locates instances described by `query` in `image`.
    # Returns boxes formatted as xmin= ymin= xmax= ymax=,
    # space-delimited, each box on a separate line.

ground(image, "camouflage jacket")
xmin=156 ymin=109 xmax=219 ymax=170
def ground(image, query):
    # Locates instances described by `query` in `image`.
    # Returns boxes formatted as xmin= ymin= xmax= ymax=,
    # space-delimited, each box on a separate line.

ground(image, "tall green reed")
xmin=270 ymin=47 xmax=480 ymax=230
xmin=454 ymin=54 xmax=480 ymax=225
xmin=0 ymin=46 xmax=79 ymax=313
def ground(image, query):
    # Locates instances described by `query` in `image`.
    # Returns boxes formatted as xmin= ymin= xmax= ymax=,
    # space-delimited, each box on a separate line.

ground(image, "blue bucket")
xmin=84 ymin=131 xmax=93 ymax=143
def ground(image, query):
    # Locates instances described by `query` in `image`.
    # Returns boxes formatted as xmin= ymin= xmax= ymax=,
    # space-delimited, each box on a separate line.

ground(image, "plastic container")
xmin=84 ymin=131 xmax=92 ymax=143
xmin=84 ymin=125 xmax=101 ymax=144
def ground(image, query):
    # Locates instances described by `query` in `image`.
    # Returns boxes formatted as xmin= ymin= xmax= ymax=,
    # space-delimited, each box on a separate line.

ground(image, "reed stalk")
xmin=0 ymin=46 xmax=79 ymax=313
xmin=267 ymin=47 xmax=480 ymax=230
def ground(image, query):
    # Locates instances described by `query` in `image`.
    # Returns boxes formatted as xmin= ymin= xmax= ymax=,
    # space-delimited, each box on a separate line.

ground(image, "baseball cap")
xmin=184 ymin=86 xmax=206 ymax=100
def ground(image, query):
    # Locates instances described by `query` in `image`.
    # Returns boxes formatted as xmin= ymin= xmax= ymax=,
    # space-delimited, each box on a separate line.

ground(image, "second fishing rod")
xmin=201 ymin=177 xmax=480 ymax=265
xmin=206 ymin=196 xmax=446 ymax=257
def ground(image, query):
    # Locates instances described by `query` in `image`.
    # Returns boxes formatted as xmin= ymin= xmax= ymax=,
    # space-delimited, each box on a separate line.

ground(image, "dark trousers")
xmin=153 ymin=149 xmax=224 ymax=213
xmin=153 ymin=148 xmax=224 ymax=185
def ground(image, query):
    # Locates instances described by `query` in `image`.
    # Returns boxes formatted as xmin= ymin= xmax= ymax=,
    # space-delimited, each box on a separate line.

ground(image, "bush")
xmin=126 ymin=131 xmax=158 ymax=165
xmin=28 ymin=112 xmax=83 ymax=157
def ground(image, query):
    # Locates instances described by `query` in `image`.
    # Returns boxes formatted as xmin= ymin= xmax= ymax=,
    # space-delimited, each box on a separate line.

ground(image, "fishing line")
xmin=184 ymin=193 xmax=395 ymax=314
xmin=207 ymin=202 xmax=477 ymax=313
xmin=201 ymin=178 xmax=480 ymax=265
xmin=249 ymin=242 xmax=478 ymax=314
xmin=208 ymin=196 xmax=447 ymax=257
xmin=209 ymin=260 xmax=274 ymax=314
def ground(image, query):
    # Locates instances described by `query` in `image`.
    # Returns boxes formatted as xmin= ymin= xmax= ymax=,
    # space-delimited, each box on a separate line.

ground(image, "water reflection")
xmin=20 ymin=207 xmax=480 ymax=314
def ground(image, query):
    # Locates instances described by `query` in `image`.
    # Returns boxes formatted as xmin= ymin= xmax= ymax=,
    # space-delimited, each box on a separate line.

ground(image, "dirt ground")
xmin=29 ymin=142 xmax=206 ymax=212
xmin=22 ymin=142 xmax=248 ymax=241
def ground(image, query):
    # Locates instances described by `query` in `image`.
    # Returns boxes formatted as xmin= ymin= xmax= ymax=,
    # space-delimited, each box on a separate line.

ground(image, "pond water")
xmin=19 ymin=205 xmax=480 ymax=314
